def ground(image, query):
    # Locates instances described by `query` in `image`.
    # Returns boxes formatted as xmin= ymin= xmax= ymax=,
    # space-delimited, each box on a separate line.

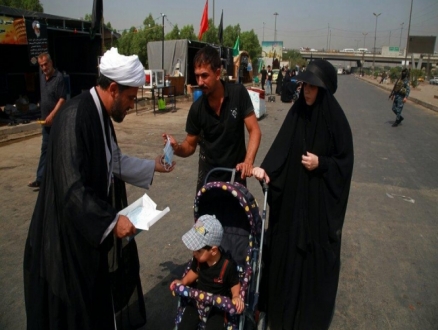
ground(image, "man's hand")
xmin=154 ymin=155 xmax=175 ymax=172
xmin=44 ymin=113 xmax=54 ymax=126
xmin=301 ymin=152 xmax=319 ymax=171
xmin=162 ymin=133 xmax=179 ymax=151
xmin=403 ymin=97 xmax=407 ymax=103
xmin=236 ymin=162 xmax=253 ymax=179
xmin=113 ymin=215 xmax=136 ymax=238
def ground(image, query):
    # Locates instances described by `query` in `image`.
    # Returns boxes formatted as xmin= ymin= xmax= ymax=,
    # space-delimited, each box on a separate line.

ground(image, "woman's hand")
xmin=301 ymin=152 xmax=319 ymax=171
xmin=252 ymin=167 xmax=270 ymax=184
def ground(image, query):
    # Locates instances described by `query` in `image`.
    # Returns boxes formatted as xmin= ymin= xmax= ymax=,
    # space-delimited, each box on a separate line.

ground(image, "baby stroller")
xmin=171 ymin=168 xmax=268 ymax=330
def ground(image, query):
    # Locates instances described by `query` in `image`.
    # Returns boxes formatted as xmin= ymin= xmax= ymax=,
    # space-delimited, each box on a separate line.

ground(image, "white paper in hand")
xmin=119 ymin=193 xmax=170 ymax=231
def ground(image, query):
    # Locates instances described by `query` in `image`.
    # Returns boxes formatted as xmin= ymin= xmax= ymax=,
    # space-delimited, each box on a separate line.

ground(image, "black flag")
xmin=91 ymin=0 xmax=103 ymax=36
xmin=218 ymin=10 xmax=223 ymax=45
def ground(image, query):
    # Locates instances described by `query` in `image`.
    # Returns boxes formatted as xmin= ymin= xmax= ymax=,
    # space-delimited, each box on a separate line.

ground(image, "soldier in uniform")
xmin=390 ymin=68 xmax=410 ymax=127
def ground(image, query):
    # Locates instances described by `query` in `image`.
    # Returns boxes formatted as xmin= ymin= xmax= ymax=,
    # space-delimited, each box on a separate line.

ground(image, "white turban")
xmin=99 ymin=47 xmax=144 ymax=87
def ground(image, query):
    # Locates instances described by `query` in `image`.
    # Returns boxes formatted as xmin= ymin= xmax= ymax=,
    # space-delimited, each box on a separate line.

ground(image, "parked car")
xmin=429 ymin=76 xmax=438 ymax=85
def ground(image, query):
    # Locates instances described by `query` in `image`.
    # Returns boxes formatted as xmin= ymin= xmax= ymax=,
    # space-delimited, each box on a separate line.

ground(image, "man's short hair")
xmin=38 ymin=53 xmax=51 ymax=61
xmin=194 ymin=45 xmax=221 ymax=71
xmin=97 ymin=74 xmax=130 ymax=92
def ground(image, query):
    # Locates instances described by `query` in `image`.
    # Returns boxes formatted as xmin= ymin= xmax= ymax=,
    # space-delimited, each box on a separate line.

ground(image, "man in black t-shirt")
xmin=164 ymin=46 xmax=261 ymax=192
xmin=260 ymin=65 xmax=267 ymax=90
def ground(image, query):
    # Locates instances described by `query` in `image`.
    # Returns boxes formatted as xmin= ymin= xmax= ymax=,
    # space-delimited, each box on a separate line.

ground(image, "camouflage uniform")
xmin=391 ymin=76 xmax=410 ymax=126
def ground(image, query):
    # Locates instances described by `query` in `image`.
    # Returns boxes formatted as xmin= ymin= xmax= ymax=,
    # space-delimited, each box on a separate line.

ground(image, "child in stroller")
xmin=169 ymin=214 xmax=244 ymax=329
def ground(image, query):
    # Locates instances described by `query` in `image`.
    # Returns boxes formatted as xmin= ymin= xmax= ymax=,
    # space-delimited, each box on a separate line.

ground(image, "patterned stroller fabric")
xmin=172 ymin=181 xmax=262 ymax=330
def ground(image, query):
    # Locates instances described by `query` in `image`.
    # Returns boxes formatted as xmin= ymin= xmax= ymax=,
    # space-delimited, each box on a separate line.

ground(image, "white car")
xmin=429 ymin=77 xmax=438 ymax=85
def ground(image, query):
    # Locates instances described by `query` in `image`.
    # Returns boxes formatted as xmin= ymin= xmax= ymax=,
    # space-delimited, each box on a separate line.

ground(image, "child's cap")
xmin=182 ymin=214 xmax=223 ymax=251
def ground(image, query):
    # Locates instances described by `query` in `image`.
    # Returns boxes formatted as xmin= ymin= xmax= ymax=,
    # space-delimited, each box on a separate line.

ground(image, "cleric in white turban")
xmin=99 ymin=47 xmax=145 ymax=87
xmin=24 ymin=46 xmax=173 ymax=330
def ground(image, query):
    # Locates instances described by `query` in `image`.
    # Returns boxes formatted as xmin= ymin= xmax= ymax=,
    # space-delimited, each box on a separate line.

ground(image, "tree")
xmin=179 ymin=25 xmax=196 ymax=41
xmin=282 ymin=49 xmax=306 ymax=68
xmin=1 ymin=0 xmax=43 ymax=12
xmin=117 ymin=14 xmax=162 ymax=66
xmin=240 ymin=30 xmax=261 ymax=67
xmin=165 ymin=25 xmax=181 ymax=40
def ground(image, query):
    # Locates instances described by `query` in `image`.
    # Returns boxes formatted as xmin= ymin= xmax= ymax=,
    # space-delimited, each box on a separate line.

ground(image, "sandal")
xmin=28 ymin=180 xmax=40 ymax=188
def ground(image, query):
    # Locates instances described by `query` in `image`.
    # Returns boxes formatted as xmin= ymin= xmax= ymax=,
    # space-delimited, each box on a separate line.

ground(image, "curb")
xmin=0 ymin=94 xmax=193 ymax=144
xmin=0 ymin=122 xmax=42 ymax=143
xmin=359 ymin=77 xmax=438 ymax=113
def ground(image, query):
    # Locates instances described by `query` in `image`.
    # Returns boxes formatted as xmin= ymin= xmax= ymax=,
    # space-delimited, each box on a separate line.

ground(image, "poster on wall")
xmin=25 ymin=19 xmax=48 ymax=65
xmin=0 ymin=16 xmax=28 ymax=45
xmin=261 ymin=41 xmax=283 ymax=69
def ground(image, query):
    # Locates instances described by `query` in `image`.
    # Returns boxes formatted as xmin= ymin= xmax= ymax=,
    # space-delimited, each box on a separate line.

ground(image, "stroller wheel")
xmin=257 ymin=312 xmax=267 ymax=330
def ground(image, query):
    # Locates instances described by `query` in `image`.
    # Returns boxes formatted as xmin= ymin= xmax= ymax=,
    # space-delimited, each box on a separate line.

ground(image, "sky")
xmin=40 ymin=0 xmax=438 ymax=52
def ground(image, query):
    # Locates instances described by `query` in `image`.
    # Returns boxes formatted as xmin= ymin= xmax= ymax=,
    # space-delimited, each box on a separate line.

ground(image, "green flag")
xmin=233 ymin=36 xmax=240 ymax=56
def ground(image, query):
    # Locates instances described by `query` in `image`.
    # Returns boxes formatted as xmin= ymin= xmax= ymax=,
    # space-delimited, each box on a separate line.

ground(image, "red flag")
xmin=198 ymin=0 xmax=208 ymax=40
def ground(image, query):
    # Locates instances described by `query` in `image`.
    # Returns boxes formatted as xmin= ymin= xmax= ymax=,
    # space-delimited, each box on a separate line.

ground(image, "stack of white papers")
xmin=118 ymin=193 xmax=170 ymax=231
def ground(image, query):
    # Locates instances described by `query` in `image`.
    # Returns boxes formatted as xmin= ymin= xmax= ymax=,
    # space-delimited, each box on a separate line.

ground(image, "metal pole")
xmin=404 ymin=0 xmax=413 ymax=68
xmin=263 ymin=22 xmax=265 ymax=42
xmin=399 ymin=22 xmax=404 ymax=50
xmin=326 ymin=23 xmax=329 ymax=50
xmin=363 ymin=32 xmax=368 ymax=49
xmin=213 ymin=0 xmax=215 ymax=26
xmin=372 ymin=12 xmax=381 ymax=72
xmin=161 ymin=13 xmax=165 ymax=71
xmin=273 ymin=12 xmax=278 ymax=42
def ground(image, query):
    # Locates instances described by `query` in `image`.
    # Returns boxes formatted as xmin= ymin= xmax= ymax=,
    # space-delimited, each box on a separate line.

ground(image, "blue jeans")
xmin=36 ymin=126 xmax=51 ymax=182
xmin=266 ymin=80 xmax=272 ymax=94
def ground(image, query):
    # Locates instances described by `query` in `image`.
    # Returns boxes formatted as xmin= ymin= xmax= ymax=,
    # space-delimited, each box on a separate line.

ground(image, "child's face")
xmin=193 ymin=247 xmax=215 ymax=263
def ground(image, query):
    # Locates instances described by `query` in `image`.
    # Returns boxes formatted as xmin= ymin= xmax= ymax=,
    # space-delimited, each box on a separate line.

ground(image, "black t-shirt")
xmin=267 ymin=69 xmax=273 ymax=81
xmin=39 ymin=69 xmax=66 ymax=119
xmin=260 ymin=69 xmax=267 ymax=81
xmin=190 ymin=254 xmax=239 ymax=297
xmin=186 ymin=81 xmax=254 ymax=185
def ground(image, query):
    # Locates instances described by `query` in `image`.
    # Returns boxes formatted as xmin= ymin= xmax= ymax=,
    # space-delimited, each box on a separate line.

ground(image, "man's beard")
xmin=110 ymin=96 xmax=125 ymax=123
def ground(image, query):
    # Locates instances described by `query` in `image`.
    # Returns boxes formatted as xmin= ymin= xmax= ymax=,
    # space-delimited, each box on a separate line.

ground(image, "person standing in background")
xmin=389 ymin=68 xmax=410 ymax=127
xmin=266 ymin=65 xmax=273 ymax=95
xmin=28 ymin=53 xmax=66 ymax=188
xmin=260 ymin=65 xmax=267 ymax=91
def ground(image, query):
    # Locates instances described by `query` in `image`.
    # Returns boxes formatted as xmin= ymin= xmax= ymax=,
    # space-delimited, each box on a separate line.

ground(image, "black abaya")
xmin=24 ymin=91 xmax=147 ymax=329
xmin=259 ymin=88 xmax=354 ymax=329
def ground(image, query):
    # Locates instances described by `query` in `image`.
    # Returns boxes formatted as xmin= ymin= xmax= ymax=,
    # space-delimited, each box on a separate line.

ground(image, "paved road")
xmin=0 ymin=76 xmax=437 ymax=329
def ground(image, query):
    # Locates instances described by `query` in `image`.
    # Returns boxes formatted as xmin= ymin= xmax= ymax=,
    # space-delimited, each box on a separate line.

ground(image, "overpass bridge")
xmin=300 ymin=52 xmax=438 ymax=68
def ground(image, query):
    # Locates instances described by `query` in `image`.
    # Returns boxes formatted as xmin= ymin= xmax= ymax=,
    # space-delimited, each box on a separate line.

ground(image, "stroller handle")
xmin=204 ymin=167 xmax=237 ymax=185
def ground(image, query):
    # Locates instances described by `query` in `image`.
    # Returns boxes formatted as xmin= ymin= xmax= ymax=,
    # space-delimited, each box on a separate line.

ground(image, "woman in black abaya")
xmin=275 ymin=67 xmax=284 ymax=95
xmin=253 ymin=59 xmax=354 ymax=330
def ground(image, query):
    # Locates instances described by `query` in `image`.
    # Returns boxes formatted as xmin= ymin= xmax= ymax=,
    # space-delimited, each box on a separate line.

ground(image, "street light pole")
xmin=372 ymin=12 xmax=381 ymax=72
xmin=404 ymin=0 xmax=413 ymax=68
xmin=362 ymin=32 xmax=368 ymax=49
xmin=263 ymin=22 xmax=265 ymax=42
xmin=273 ymin=12 xmax=278 ymax=41
xmin=399 ymin=22 xmax=404 ymax=50
xmin=161 ymin=13 xmax=166 ymax=71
